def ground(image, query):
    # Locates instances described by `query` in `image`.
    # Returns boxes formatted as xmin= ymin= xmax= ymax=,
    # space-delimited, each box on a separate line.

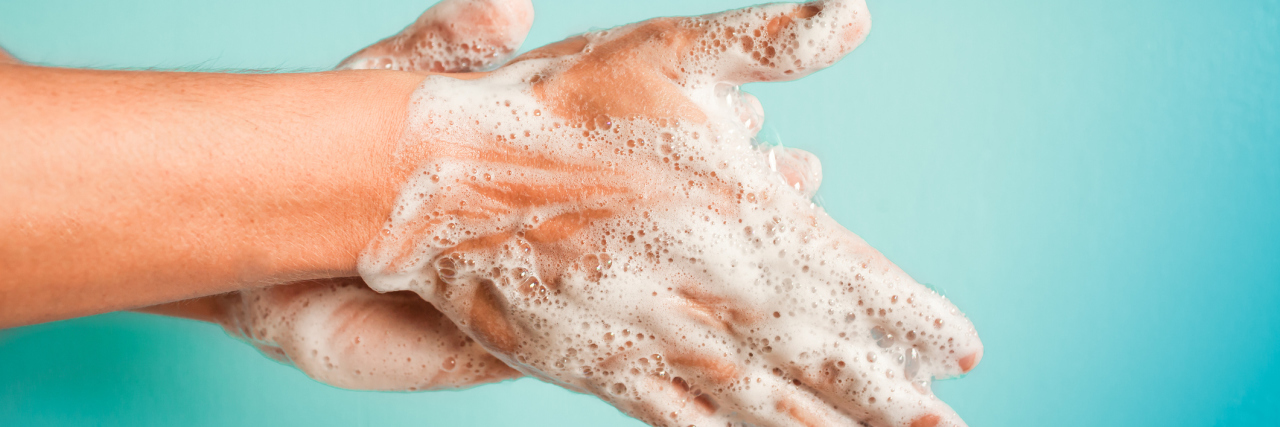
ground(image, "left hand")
xmin=141 ymin=0 xmax=535 ymax=391
xmin=215 ymin=278 xmax=519 ymax=390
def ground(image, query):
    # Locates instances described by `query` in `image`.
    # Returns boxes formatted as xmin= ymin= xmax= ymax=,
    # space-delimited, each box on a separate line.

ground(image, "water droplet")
xmin=441 ymin=357 xmax=457 ymax=372
xmin=518 ymin=274 xmax=542 ymax=295
xmin=582 ymin=254 xmax=601 ymax=272
xmin=870 ymin=326 xmax=895 ymax=348
xmin=593 ymin=114 xmax=613 ymax=130
xmin=435 ymin=257 xmax=458 ymax=281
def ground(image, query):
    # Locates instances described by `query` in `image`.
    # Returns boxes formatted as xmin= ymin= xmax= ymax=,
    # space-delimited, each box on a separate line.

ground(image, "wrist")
xmin=277 ymin=70 xmax=430 ymax=281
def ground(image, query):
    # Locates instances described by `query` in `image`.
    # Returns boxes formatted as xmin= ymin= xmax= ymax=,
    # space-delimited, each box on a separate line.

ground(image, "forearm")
xmin=0 ymin=63 xmax=426 ymax=327
xmin=133 ymin=295 xmax=231 ymax=324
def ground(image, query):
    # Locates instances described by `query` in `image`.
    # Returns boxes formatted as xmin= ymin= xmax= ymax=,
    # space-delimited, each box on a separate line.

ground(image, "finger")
xmin=877 ymin=379 xmax=970 ymax=427
xmin=337 ymin=0 xmax=535 ymax=72
xmin=741 ymin=370 xmax=861 ymax=427
xmin=296 ymin=280 xmax=520 ymax=391
xmin=621 ymin=372 xmax=737 ymax=427
xmin=861 ymin=279 xmax=984 ymax=378
xmin=232 ymin=279 xmax=520 ymax=391
xmin=772 ymin=147 xmax=823 ymax=198
xmin=859 ymin=382 xmax=967 ymax=427
xmin=782 ymin=347 xmax=966 ymax=427
xmin=910 ymin=291 xmax=983 ymax=377
xmin=810 ymin=217 xmax=983 ymax=377
xmin=683 ymin=0 xmax=872 ymax=84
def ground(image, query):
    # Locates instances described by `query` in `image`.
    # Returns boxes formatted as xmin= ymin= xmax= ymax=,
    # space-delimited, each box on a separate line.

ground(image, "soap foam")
xmin=219 ymin=279 xmax=519 ymax=391
xmin=361 ymin=1 xmax=981 ymax=425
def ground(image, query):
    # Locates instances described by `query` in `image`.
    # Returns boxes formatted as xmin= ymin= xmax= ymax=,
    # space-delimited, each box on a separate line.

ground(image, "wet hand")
xmin=362 ymin=1 xmax=983 ymax=425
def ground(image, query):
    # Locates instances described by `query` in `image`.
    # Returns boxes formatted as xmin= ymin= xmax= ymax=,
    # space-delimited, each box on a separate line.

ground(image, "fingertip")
xmin=689 ymin=0 xmax=874 ymax=84
xmin=910 ymin=414 xmax=941 ymax=427
xmin=958 ymin=348 xmax=982 ymax=373
xmin=435 ymin=0 xmax=534 ymax=45
xmin=338 ymin=0 xmax=535 ymax=72
xmin=832 ymin=0 xmax=873 ymax=47
xmin=492 ymin=0 xmax=536 ymax=31
xmin=803 ymin=0 xmax=871 ymax=56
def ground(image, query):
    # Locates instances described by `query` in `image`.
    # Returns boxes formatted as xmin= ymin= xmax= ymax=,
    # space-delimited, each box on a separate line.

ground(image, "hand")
xmin=141 ymin=0 xmax=533 ymax=391
xmin=216 ymin=278 xmax=519 ymax=391
xmin=360 ymin=1 xmax=983 ymax=426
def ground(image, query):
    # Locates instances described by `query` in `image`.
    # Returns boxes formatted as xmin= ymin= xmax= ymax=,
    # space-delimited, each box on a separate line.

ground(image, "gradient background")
xmin=2 ymin=0 xmax=1278 ymax=425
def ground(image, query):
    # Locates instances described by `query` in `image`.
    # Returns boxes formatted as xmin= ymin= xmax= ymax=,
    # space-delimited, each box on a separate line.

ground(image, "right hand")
xmin=361 ymin=0 xmax=983 ymax=425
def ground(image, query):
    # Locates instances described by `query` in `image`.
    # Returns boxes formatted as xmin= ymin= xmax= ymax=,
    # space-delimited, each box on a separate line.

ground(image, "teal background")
xmin=2 ymin=0 xmax=1278 ymax=425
